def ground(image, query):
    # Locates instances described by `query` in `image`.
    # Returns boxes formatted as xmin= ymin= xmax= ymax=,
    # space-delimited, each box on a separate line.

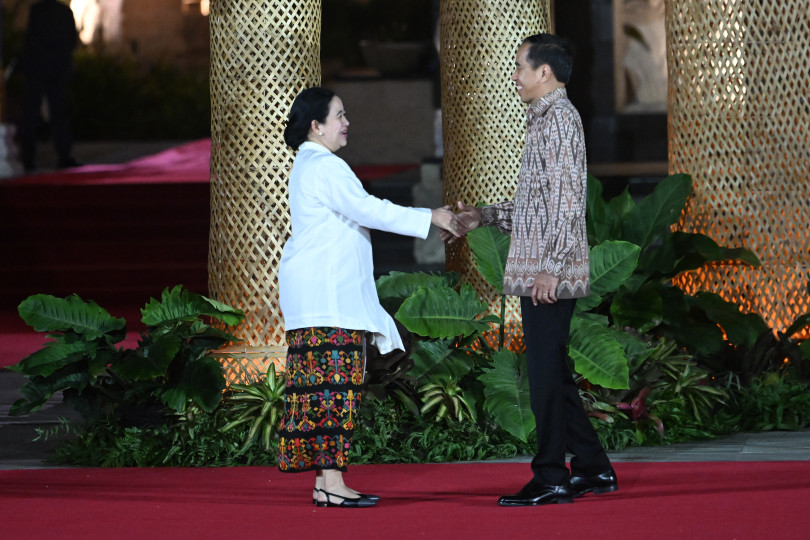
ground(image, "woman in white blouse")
xmin=276 ymin=87 xmax=460 ymax=508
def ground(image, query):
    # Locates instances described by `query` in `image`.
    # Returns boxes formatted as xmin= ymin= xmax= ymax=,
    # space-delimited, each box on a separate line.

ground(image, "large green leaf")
xmin=641 ymin=231 xmax=760 ymax=276
xmin=609 ymin=327 xmax=653 ymax=373
xmin=18 ymin=294 xmax=125 ymax=341
xmin=786 ymin=313 xmax=810 ymax=339
xmin=9 ymin=342 xmax=92 ymax=378
xmin=9 ymin=371 xmax=92 ymax=416
xmin=9 ymin=382 xmax=55 ymax=416
xmin=587 ymin=176 xmax=629 ymax=243
xmin=575 ymin=292 xmax=603 ymax=313
xmin=719 ymin=247 xmax=761 ymax=268
xmin=376 ymin=271 xmax=460 ymax=313
xmin=112 ymin=333 xmax=181 ymax=381
xmin=686 ymin=292 xmax=770 ymax=350
xmin=622 ymin=173 xmax=692 ymax=249
xmin=409 ymin=339 xmax=474 ymax=381
xmin=610 ymin=282 xmax=665 ymax=334
xmin=467 ymin=226 xmax=510 ymax=294
xmin=141 ymin=285 xmax=244 ymax=327
xmin=658 ymin=288 xmax=726 ymax=357
xmin=478 ymin=349 xmax=534 ymax=442
xmin=395 ymin=284 xmax=490 ymax=338
xmin=607 ymin=188 xmax=636 ymax=223
xmin=569 ymin=317 xmax=629 ymax=389
xmin=161 ymin=356 xmax=225 ymax=413
xmin=589 ymin=240 xmax=641 ymax=296
xmin=586 ymin=175 xmax=609 ymax=244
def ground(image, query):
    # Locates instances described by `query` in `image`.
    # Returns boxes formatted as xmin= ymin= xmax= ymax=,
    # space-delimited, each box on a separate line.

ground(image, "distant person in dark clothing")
xmin=19 ymin=0 xmax=80 ymax=172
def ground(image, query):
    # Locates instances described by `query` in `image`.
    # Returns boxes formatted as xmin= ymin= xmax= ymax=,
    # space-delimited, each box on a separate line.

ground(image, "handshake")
xmin=430 ymin=202 xmax=482 ymax=243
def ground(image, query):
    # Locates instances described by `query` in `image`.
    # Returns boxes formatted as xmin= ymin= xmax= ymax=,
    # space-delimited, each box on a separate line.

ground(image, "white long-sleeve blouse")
xmin=278 ymin=142 xmax=432 ymax=354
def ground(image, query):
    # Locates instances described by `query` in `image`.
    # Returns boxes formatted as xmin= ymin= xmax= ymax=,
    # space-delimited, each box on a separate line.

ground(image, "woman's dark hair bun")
xmin=284 ymin=87 xmax=336 ymax=150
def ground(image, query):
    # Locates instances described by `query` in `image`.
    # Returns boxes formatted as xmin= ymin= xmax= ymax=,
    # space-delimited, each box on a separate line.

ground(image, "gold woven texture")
xmin=666 ymin=1 xmax=810 ymax=333
xmin=440 ymin=0 xmax=551 ymax=348
xmin=208 ymin=0 xmax=321 ymax=381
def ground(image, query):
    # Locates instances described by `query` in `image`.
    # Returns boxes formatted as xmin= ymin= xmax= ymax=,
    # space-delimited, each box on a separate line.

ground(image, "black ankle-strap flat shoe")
xmin=313 ymin=489 xmax=380 ymax=505
xmin=315 ymin=488 xmax=377 ymax=508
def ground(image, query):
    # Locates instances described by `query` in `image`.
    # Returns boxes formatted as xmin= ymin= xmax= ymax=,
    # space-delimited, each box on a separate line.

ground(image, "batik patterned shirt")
xmin=480 ymin=87 xmax=590 ymax=299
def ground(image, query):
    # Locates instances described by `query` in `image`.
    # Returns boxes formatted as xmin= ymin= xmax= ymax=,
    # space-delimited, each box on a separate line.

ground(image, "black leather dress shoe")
xmin=570 ymin=470 xmax=618 ymax=498
xmin=498 ymin=482 xmax=574 ymax=506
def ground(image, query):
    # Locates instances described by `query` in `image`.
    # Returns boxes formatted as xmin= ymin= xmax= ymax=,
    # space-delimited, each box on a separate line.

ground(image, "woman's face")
xmin=312 ymin=96 xmax=350 ymax=152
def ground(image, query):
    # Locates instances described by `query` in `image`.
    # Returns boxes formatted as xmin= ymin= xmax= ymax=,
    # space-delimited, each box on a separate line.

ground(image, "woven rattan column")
xmin=667 ymin=1 xmax=810 ymax=333
xmin=440 ymin=0 xmax=551 ymax=349
xmin=208 ymin=0 xmax=321 ymax=382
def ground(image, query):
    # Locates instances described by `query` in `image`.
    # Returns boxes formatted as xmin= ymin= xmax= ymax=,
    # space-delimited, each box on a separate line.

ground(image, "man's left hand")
xmin=531 ymin=273 xmax=559 ymax=305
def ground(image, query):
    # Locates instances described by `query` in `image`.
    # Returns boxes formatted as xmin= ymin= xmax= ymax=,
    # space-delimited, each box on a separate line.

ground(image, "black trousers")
xmin=521 ymin=296 xmax=612 ymax=485
xmin=20 ymin=74 xmax=73 ymax=168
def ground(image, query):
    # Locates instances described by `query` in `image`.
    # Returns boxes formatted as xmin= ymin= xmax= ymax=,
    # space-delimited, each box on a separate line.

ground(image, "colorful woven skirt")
xmin=277 ymin=327 xmax=365 ymax=472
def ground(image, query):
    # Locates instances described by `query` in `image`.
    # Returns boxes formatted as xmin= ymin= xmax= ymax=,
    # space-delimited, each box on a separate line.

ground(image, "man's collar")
xmin=527 ymin=87 xmax=568 ymax=121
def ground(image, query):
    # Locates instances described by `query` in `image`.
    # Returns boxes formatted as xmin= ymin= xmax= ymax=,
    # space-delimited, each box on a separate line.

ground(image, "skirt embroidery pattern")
xmin=277 ymin=327 xmax=364 ymax=472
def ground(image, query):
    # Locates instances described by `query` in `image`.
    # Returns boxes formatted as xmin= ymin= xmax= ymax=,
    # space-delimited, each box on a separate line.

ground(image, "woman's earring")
xmin=318 ymin=131 xmax=323 ymax=136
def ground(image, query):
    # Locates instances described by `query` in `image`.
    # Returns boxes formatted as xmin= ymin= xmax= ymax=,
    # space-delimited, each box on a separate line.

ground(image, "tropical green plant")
xmin=419 ymin=378 xmax=476 ymax=423
xmin=477 ymin=348 xmax=533 ymax=442
xmin=349 ymin=397 xmax=534 ymax=464
xmin=717 ymin=371 xmax=810 ymax=432
xmin=375 ymin=269 xmax=497 ymax=425
xmin=35 ymin=407 xmax=276 ymax=468
xmin=586 ymin=174 xmax=767 ymax=360
xmin=220 ymin=363 xmax=287 ymax=452
xmin=371 ymin=172 xmax=765 ymax=447
xmin=581 ymin=331 xmax=730 ymax=446
xmin=9 ymin=286 xmax=244 ymax=423
xmin=589 ymin=173 xmax=810 ymax=388
xmin=366 ymin=168 xmax=810 ymax=455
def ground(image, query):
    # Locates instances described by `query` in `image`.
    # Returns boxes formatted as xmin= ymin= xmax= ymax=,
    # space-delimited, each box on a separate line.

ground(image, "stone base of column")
xmin=211 ymin=345 xmax=287 ymax=385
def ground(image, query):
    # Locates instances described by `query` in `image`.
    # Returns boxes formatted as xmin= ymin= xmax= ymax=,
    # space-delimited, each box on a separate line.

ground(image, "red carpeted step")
xmin=0 ymin=160 xmax=211 ymax=308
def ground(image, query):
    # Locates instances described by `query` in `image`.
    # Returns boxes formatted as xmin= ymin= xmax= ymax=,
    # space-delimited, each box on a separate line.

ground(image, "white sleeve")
xmin=314 ymin=155 xmax=432 ymax=239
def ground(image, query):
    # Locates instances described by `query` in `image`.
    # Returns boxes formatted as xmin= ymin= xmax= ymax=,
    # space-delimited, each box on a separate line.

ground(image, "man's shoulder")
xmin=541 ymin=97 xmax=583 ymax=132
xmin=549 ymin=95 xmax=580 ymax=117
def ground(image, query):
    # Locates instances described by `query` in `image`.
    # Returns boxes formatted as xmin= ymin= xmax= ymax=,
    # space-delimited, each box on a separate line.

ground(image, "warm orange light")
xmin=667 ymin=2 xmax=810 ymax=337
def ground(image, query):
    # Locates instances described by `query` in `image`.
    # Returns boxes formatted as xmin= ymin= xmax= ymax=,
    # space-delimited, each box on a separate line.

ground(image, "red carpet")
xmin=1 ymin=461 xmax=807 ymax=539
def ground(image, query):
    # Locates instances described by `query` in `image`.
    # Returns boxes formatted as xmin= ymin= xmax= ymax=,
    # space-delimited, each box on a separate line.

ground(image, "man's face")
xmin=511 ymin=43 xmax=545 ymax=104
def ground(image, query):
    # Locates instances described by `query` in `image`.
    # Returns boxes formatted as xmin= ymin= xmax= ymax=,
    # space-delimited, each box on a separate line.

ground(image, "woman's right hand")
xmin=431 ymin=206 xmax=463 ymax=238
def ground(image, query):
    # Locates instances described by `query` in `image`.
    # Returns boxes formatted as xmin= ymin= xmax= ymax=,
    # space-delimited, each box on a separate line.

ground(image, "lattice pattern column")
xmin=440 ymin=0 xmax=551 ymax=349
xmin=208 ymin=0 xmax=321 ymax=382
xmin=666 ymin=1 xmax=810 ymax=333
